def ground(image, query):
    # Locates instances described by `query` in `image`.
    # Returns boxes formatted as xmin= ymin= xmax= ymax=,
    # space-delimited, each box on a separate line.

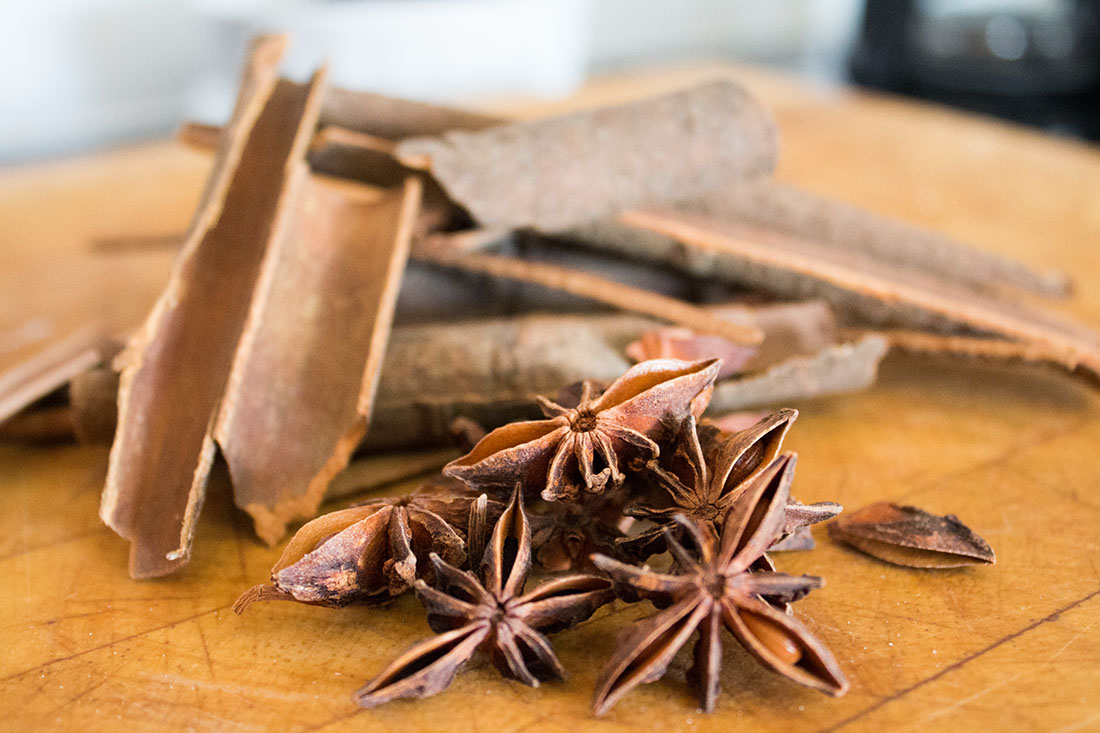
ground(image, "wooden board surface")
xmin=2 ymin=65 xmax=1100 ymax=732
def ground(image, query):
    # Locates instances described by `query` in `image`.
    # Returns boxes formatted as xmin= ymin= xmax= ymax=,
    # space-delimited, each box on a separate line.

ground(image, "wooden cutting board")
xmin=2 ymin=65 xmax=1099 ymax=732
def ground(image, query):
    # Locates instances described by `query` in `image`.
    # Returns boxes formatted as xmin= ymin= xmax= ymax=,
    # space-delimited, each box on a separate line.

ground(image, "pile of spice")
xmin=233 ymin=356 xmax=994 ymax=713
xmin=236 ymin=357 xmax=850 ymax=713
xmin=0 ymin=34 xmax=1087 ymax=582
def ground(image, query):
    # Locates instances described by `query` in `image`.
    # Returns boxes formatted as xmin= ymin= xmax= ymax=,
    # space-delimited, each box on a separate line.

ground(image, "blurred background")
xmin=1 ymin=0 xmax=1097 ymax=164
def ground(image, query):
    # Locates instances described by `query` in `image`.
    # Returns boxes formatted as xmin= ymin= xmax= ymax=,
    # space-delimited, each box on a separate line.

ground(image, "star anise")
xmin=591 ymin=454 xmax=848 ymax=715
xmin=620 ymin=409 xmax=797 ymax=558
xmin=355 ymin=485 xmax=615 ymax=707
xmin=234 ymin=484 xmax=487 ymax=612
xmin=444 ymin=358 xmax=721 ymax=502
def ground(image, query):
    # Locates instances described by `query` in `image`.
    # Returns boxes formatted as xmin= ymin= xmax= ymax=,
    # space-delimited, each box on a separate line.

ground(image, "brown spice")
xmin=354 ymin=486 xmax=615 ymax=707
xmin=866 ymin=328 xmax=1100 ymax=386
xmin=394 ymin=81 xmax=777 ymax=231
xmin=420 ymin=250 xmax=764 ymax=346
xmin=681 ymin=179 xmax=1070 ymax=299
xmin=619 ymin=208 xmax=1100 ymax=382
xmin=622 ymin=411 xmax=796 ymax=558
xmin=529 ymin=489 xmax=633 ymax=573
xmin=590 ymin=454 xmax=848 ymax=714
xmin=827 ymin=501 xmax=996 ymax=568
xmin=102 ymin=36 xmax=323 ymax=578
xmin=707 ymin=334 xmax=890 ymax=413
xmin=215 ymin=174 xmax=421 ymax=545
xmin=444 ymin=358 xmax=721 ymax=501
xmin=234 ymin=485 xmax=484 ymax=611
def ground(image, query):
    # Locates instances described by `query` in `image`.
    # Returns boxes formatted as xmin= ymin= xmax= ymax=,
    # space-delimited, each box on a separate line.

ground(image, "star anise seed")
xmin=530 ymin=488 xmax=634 ymax=573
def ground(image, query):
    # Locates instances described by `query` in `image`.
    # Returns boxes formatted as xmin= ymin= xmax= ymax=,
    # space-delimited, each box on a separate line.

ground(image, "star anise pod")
xmin=234 ymin=484 xmax=488 ymax=612
xmin=443 ymin=358 xmax=721 ymax=502
xmin=591 ymin=454 xmax=848 ymax=715
xmin=620 ymin=409 xmax=797 ymax=559
xmin=355 ymin=485 xmax=616 ymax=707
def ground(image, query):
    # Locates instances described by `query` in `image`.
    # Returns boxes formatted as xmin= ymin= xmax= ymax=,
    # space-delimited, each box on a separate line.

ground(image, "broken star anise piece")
xmin=769 ymin=499 xmax=844 ymax=552
xmin=444 ymin=358 xmax=721 ymax=502
xmin=827 ymin=501 xmax=996 ymax=568
xmin=355 ymin=485 xmax=616 ymax=707
xmin=591 ymin=453 xmax=848 ymax=715
xmin=233 ymin=487 xmax=482 ymax=612
xmin=620 ymin=409 xmax=796 ymax=559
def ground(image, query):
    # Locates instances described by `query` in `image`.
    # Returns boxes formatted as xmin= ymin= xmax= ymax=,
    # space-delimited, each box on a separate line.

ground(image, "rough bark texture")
xmin=867 ymin=328 xmax=1100 ymax=386
xmin=395 ymin=81 xmax=777 ymax=231
xmin=420 ymin=251 xmax=763 ymax=346
xmin=682 ymin=180 xmax=1070 ymax=299
xmin=320 ymin=87 xmax=503 ymax=140
xmin=614 ymin=209 xmax=1100 ymax=382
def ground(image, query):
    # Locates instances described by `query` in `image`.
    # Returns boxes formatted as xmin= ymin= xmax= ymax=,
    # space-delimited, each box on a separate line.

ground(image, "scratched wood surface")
xmin=2 ymin=66 xmax=1100 ymax=732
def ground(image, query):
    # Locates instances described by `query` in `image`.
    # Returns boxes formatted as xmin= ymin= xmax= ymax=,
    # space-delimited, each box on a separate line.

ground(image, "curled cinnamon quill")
xmin=102 ymin=36 xmax=323 ymax=578
xmin=827 ymin=502 xmax=995 ymax=568
xmin=216 ymin=174 xmax=421 ymax=545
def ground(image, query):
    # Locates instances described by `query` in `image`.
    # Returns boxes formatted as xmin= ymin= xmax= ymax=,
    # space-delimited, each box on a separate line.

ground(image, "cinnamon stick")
xmin=683 ymin=180 xmax=1070 ymax=299
xmin=617 ymin=208 xmax=1100 ymax=383
xmin=319 ymin=87 xmax=502 ymax=139
xmin=51 ymin=306 xmax=851 ymax=456
xmin=0 ymin=324 xmax=102 ymax=423
xmin=419 ymin=251 xmax=763 ymax=346
xmin=866 ymin=328 xmax=1100 ymax=386
xmin=101 ymin=37 xmax=326 ymax=578
xmin=216 ymin=173 xmax=422 ymax=545
xmin=394 ymin=81 xmax=777 ymax=231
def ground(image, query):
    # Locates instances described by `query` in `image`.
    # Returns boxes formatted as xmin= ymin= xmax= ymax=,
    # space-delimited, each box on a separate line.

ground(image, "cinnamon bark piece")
xmin=394 ymin=81 xmax=777 ymax=231
xmin=319 ymin=87 xmax=502 ymax=139
xmin=101 ymin=37 xmax=326 ymax=578
xmin=686 ymin=180 xmax=1070 ymax=299
xmin=866 ymin=328 xmax=1100 ymax=386
xmin=23 ymin=305 xmax=849 ymax=455
xmin=619 ymin=209 xmax=1100 ymax=383
xmin=707 ymin=335 xmax=890 ymax=414
xmin=419 ymin=251 xmax=763 ymax=346
xmin=0 ymin=325 xmax=102 ymax=423
xmin=215 ymin=174 xmax=421 ymax=545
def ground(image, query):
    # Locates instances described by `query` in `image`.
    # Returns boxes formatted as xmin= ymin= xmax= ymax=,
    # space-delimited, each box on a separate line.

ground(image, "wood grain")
xmin=2 ymin=66 xmax=1100 ymax=731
